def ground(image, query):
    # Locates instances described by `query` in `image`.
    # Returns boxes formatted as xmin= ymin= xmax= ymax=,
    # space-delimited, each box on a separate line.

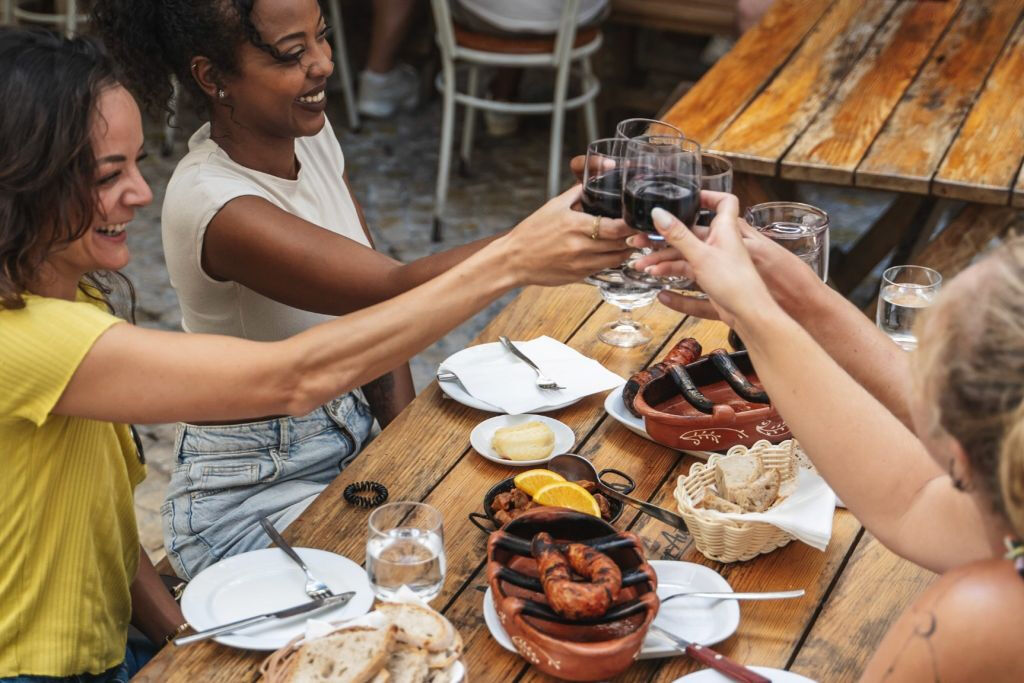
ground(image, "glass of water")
xmin=586 ymin=269 xmax=659 ymax=347
xmin=366 ymin=502 xmax=446 ymax=602
xmin=876 ymin=265 xmax=942 ymax=351
xmin=744 ymin=202 xmax=830 ymax=281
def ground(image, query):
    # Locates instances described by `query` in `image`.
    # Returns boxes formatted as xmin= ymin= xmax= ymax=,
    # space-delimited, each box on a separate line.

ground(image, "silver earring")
xmin=217 ymin=89 xmax=226 ymax=99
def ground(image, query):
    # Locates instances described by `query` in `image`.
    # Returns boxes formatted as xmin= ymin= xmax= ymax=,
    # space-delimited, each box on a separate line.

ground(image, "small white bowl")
xmin=470 ymin=414 xmax=575 ymax=467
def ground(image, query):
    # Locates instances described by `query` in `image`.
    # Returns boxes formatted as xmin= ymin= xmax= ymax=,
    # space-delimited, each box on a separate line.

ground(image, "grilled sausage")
xmin=531 ymin=532 xmax=623 ymax=620
xmin=622 ymin=338 xmax=703 ymax=416
xmin=669 ymin=364 xmax=715 ymax=414
xmin=710 ymin=349 xmax=769 ymax=404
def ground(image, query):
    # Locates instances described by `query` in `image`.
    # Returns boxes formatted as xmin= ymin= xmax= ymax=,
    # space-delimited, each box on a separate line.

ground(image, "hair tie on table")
xmin=344 ymin=481 xmax=389 ymax=508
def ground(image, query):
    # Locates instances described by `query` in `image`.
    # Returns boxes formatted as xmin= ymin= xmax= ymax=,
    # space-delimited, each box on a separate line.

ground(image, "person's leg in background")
xmin=358 ymin=0 xmax=421 ymax=118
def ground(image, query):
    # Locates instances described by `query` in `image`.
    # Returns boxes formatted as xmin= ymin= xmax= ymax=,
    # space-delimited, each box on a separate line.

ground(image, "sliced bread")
xmin=426 ymin=631 xmax=463 ymax=670
xmin=385 ymin=644 xmax=431 ymax=683
xmin=282 ymin=625 xmax=394 ymax=683
xmin=714 ymin=457 xmax=763 ymax=503
xmin=376 ymin=603 xmax=454 ymax=653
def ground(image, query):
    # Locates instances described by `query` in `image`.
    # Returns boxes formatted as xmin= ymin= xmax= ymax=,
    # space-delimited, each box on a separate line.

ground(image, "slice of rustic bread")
xmin=376 ymin=603 xmax=454 ymax=653
xmin=282 ymin=625 xmax=394 ymax=683
xmin=385 ymin=644 xmax=431 ymax=683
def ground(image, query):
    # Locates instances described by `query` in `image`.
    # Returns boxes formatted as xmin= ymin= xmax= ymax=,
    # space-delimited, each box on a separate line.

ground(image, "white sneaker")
xmin=357 ymin=65 xmax=420 ymax=118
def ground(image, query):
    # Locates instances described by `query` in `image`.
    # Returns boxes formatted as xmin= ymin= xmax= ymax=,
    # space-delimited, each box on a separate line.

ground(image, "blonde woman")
xmin=648 ymin=196 xmax=1024 ymax=680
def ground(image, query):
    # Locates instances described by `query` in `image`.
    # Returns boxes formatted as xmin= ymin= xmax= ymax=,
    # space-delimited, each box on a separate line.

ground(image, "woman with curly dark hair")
xmin=90 ymin=0 xmax=635 ymax=580
xmin=0 ymin=24 xmax=628 ymax=679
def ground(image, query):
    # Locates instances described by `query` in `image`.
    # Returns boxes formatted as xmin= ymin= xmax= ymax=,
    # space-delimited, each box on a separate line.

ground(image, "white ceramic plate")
xmin=181 ymin=547 xmax=374 ymax=650
xmin=674 ymin=667 xmax=817 ymax=682
xmin=470 ymin=413 xmax=576 ymax=466
xmin=603 ymin=385 xmax=716 ymax=460
xmin=483 ymin=560 xmax=739 ymax=660
xmin=438 ymin=344 xmax=581 ymax=413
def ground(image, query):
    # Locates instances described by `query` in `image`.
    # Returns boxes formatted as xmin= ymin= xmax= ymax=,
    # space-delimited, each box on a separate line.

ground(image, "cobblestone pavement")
xmin=127 ymin=86 xmax=894 ymax=562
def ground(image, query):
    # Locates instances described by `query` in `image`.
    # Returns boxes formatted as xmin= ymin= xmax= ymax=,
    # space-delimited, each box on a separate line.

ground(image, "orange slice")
xmin=532 ymin=481 xmax=601 ymax=517
xmin=512 ymin=469 xmax=565 ymax=497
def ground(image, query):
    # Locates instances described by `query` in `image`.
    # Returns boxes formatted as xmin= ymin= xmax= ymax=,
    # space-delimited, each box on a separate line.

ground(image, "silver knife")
xmin=175 ymin=591 xmax=356 ymax=646
xmin=648 ymin=624 xmax=771 ymax=683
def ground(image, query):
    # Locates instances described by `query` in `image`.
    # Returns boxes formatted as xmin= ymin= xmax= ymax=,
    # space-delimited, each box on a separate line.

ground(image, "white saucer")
xmin=470 ymin=414 xmax=576 ymax=466
xmin=181 ymin=547 xmax=374 ymax=650
xmin=603 ymin=385 xmax=715 ymax=460
xmin=674 ymin=667 xmax=817 ymax=682
xmin=438 ymin=344 xmax=582 ymax=413
xmin=483 ymin=559 xmax=739 ymax=660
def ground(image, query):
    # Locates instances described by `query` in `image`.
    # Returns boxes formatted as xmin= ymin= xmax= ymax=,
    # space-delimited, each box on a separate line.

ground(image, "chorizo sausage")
xmin=531 ymin=532 xmax=622 ymax=620
xmin=710 ymin=349 xmax=769 ymax=404
xmin=622 ymin=338 xmax=703 ymax=416
xmin=669 ymin=364 xmax=715 ymax=414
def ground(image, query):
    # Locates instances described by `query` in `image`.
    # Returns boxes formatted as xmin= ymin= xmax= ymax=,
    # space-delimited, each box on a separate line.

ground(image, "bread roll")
xmin=491 ymin=421 xmax=555 ymax=461
xmin=282 ymin=625 xmax=393 ymax=683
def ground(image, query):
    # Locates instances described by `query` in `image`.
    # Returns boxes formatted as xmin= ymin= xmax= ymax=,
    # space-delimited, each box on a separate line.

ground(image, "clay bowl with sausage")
xmin=486 ymin=507 xmax=658 ymax=681
xmin=468 ymin=467 xmax=636 ymax=533
xmin=634 ymin=349 xmax=792 ymax=452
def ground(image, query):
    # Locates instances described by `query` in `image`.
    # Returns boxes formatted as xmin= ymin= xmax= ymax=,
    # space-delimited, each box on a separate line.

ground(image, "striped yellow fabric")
xmin=0 ymin=292 xmax=146 ymax=677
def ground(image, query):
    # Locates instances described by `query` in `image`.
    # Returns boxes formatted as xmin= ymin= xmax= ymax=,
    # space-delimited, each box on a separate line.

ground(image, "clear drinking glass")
xmin=615 ymin=117 xmax=684 ymax=140
xmin=876 ymin=265 xmax=942 ymax=351
xmin=621 ymin=135 xmax=702 ymax=289
xmin=366 ymin=502 xmax=446 ymax=602
xmin=585 ymin=269 xmax=658 ymax=347
xmin=744 ymin=202 xmax=830 ymax=281
xmin=701 ymin=153 xmax=734 ymax=193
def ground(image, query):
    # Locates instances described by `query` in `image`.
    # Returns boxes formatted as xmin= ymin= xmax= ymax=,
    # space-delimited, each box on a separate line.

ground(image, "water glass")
xmin=744 ymin=202 xmax=830 ymax=281
xmin=876 ymin=265 xmax=942 ymax=351
xmin=700 ymin=153 xmax=734 ymax=193
xmin=615 ymin=117 xmax=684 ymax=140
xmin=366 ymin=502 xmax=446 ymax=602
xmin=586 ymin=269 xmax=658 ymax=347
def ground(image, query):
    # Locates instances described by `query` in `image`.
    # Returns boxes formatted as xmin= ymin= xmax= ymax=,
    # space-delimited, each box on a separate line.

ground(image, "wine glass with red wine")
xmin=620 ymin=135 xmax=702 ymax=289
xmin=581 ymin=138 xmax=627 ymax=219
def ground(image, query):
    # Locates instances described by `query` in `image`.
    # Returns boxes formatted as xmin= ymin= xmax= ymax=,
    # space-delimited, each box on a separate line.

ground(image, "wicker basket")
xmin=674 ymin=440 xmax=808 ymax=562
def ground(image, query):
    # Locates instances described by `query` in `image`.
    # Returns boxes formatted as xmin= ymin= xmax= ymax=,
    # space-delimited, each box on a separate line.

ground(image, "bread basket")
xmin=673 ymin=439 xmax=807 ymax=562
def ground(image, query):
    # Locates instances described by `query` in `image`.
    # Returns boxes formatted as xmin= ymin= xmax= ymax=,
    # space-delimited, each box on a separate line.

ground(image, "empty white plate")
xmin=470 ymin=413 xmax=575 ymax=466
xmin=483 ymin=559 xmax=739 ymax=659
xmin=181 ymin=547 xmax=374 ymax=650
xmin=674 ymin=667 xmax=817 ymax=682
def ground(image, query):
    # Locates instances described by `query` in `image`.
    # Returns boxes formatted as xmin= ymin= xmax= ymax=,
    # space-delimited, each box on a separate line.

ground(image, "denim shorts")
xmin=161 ymin=392 xmax=376 ymax=579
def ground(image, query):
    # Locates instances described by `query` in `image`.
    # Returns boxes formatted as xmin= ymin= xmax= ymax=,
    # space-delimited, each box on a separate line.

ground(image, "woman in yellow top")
xmin=0 ymin=29 xmax=631 ymax=681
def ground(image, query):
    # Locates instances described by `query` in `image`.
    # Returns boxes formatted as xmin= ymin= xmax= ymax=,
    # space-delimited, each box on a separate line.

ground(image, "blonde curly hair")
xmin=914 ymin=236 xmax=1024 ymax=534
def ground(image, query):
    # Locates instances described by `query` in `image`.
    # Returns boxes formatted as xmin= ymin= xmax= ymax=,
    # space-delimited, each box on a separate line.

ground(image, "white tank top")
xmin=162 ymin=120 xmax=370 ymax=341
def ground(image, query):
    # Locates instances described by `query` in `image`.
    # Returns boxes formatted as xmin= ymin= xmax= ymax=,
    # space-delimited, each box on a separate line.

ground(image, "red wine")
xmin=623 ymin=176 xmax=699 ymax=234
xmin=582 ymin=169 xmax=625 ymax=219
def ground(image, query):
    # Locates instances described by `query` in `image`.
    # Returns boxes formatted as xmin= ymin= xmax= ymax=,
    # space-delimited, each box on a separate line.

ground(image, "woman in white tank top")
xmin=93 ymin=0 xmax=635 ymax=578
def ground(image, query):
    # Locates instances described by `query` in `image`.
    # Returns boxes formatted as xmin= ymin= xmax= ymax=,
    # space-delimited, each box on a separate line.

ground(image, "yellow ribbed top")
xmin=0 ymin=291 xmax=146 ymax=677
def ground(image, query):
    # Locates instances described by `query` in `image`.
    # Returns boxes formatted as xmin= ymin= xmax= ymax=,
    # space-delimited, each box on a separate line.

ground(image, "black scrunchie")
xmin=343 ymin=481 xmax=389 ymax=508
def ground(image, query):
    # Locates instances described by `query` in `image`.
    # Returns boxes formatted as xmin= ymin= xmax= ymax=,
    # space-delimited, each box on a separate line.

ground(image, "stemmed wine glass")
xmin=616 ymin=118 xmax=684 ymax=140
xmin=620 ymin=135 xmax=702 ymax=289
xmin=581 ymin=138 xmax=658 ymax=347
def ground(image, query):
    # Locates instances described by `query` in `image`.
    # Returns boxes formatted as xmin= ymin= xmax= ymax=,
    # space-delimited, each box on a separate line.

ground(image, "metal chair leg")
xmin=2 ymin=0 xmax=12 ymax=25
xmin=327 ymin=0 xmax=361 ymax=131
xmin=65 ymin=0 xmax=76 ymax=36
xmin=459 ymin=66 xmax=480 ymax=176
xmin=547 ymin=61 xmax=573 ymax=197
xmin=581 ymin=56 xmax=599 ymax=143
xmin=433 ymin=60 xmax=458 ymax=242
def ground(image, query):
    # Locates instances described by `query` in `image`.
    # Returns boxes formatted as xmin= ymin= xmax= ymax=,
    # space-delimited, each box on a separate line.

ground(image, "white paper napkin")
xmin=304 ymin=586 xmax=429 ymax=641
xmin=710 ymin=468 xmax=836 ymax=551
xmin=441 ymin=336 xmax=625 ymax=414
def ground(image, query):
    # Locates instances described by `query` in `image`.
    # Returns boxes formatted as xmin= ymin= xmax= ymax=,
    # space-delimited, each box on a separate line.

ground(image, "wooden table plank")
xmin=781 ymin=0 xmax=961 ymax=185
xmin=933 ymin=15 xmax=1024 ymax=204
xmin=710 ymin=0 xmax=896 ymax=175
xmin=789 ymin=534 xmax=935 ymax=682
xmin=660 ymin=0 xmax=833 ymax=146
xmin=855 ymin=0 xmax=1024 ymax=195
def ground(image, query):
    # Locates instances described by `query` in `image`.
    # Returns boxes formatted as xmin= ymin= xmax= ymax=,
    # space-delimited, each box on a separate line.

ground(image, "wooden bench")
xmin=611 ymin=0 xmax=737 ymax=36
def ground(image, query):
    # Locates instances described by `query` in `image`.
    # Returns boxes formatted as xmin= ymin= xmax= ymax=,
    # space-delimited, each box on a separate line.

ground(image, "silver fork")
xmin=660 ymin=588 xmax=804 ymax=605
xmin=259 ymin=516 xmax=332 ymax=601
xmin=498 ymin=336 xmax=565 ymax=390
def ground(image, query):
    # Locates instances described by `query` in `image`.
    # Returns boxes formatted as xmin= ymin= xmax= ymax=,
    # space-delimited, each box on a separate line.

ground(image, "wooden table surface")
xmin=137 ymin=285 xmax=935 ymax=682
xmin=661 ymin=0 xmax=1024 ymax=207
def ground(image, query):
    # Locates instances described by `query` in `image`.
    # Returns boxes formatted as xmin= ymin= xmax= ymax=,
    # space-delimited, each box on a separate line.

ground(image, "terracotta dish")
xmin=634 ymin=350 xmax=791 ymax=451
xmin=486 ymin=508 xmax=658 ymax=681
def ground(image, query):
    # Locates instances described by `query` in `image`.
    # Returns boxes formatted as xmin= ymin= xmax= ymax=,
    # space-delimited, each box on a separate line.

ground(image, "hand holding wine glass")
xmin=648 ymin=191 xmax=781 ymax=330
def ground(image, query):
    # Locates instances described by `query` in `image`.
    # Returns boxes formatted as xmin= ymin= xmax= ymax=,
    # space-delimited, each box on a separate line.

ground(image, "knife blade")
xmin=648 ymin=624 xmax=771 ymax=683
xmin=175 ymin=591 xmax=356 ymax=646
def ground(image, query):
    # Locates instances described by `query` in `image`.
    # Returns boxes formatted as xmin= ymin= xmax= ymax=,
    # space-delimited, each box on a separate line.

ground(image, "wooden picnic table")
xmin=137 ymin=284 xmax=934 ymax=682
xmin=660 ymin=0 xmax=1024 ymax=296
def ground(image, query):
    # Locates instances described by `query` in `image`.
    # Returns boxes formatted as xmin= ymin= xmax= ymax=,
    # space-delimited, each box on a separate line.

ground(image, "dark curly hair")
xmin=0 ymin=27 xmax=134 ymax=313
xmin=91 ymin=0 xmax=323 ymax=119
